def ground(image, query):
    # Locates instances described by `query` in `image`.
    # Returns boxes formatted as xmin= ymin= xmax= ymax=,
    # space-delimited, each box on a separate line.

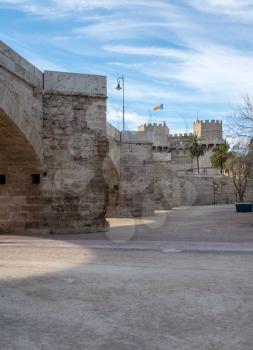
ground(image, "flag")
xmin=152 ymin=104 xmax=163 ymax=111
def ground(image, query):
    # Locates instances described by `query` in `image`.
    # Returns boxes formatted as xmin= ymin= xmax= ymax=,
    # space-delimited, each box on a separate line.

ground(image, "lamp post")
xmin=213 ymin=181 xmax=219 ymax=205
xmin=115 ymin=76 xmax=125 ymax=131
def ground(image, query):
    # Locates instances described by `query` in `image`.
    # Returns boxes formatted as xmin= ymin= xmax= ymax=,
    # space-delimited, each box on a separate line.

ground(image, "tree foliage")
xmin=211 ymin=141 xmax=231 ymax=174
xmin=188 ymin=134 xmax=206 ymax=173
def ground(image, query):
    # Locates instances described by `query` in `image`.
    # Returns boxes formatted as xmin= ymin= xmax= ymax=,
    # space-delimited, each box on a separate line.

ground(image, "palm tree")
xmin=211 ymin=141 xmax=230 ymax=174
xmin=188 ymin=134 xmax=206 ymax=173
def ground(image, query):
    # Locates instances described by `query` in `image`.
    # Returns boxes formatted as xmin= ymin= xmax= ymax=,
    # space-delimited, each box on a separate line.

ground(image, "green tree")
xmin=188 ymin=134 xmax=206 ymax=173
xmin=211 ymin=141 xmax=230 ymax=174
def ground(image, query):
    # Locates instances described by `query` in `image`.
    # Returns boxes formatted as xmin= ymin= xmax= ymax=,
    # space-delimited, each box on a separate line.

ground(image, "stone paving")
xmin=0 ymin=205 xmax=253 ymax=349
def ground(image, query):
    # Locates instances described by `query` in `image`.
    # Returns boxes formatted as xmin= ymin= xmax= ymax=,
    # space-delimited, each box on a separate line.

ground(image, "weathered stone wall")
xmin=99 ymin=119 xmax=253 ymax=216
xmin=172 ymin=175 xmax=235 ymax=206
xmin=153 ymin=159 xmax=172 ymax=210
xmin=103 ymin=138 xmax=120 ymax=217
xmin=154 ymin=170 xmax=251 ymax=210
xmin=0 ymin=40 xmax=43 ymax=161
xmin=0 ymin=166 xmax=45 ymax=233
xmin=104 ymin=158 xmax=120 ymax=217
xmin=104 ymin=123 xmax=121 ymax=216
xmin=0 ymin=41 xmax=44 ymax=233
xmin=116 ymin=143 xmax=155 ymax=217
xmin=192 ymin=120 xmax=224 ymax=175
xmin=41 ymin=89 xmax=109 ymax=234
xmin=194 ymin=120 xmax=223 ymax=143
xmin=138 ymin=123 xmax=169 ymax=146
xmin=171 ymin=149 xmax=192 ymax=173
xmin=0 ymin=41 xmax=109 ymax=234
xmin=1 ymin=41 xmax=252 ymax=234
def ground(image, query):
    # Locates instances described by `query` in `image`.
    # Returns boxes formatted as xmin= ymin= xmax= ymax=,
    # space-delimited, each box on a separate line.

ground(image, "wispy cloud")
xmin=0 ymin=0 xmax=180 ymax=19
xmin=106 ymin=42 xmax=253 ymax=102
xmin=104 ymin=45 xmax=191 ymax=59
xmin=0 ymin=32 xmax=65 ymax=71
xmin=0 ymin=0 xmax=122 ymax=16
xmin=190 ymin=0 xmax=253 ymax=22
xmin=1 ymin=0 xmax=253 ymax=132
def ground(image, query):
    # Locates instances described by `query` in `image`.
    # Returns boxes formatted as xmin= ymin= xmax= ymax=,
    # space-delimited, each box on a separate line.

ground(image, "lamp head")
xmin=116 ymin=82 xmax=122 ymax=90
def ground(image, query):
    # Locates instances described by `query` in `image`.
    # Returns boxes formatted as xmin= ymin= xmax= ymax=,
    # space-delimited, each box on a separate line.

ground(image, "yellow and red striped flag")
xmin=152 ymin=104 xmax=163 ymax=111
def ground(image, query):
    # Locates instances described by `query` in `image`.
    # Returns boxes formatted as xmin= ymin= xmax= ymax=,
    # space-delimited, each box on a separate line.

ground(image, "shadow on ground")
xmin=1 ymin=205 xmax=253 ymax=349
xmin=1 ymin=244 xmax=253 ymax=350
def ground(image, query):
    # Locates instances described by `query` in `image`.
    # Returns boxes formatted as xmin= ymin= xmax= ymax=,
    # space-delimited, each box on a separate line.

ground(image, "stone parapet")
xmin=106 ymin=122 xmax=121 ymax=142
xmin=0 ymin=40 xmax=43 ymax=90
xmin=44 ymin=71 xmax=106 ymax=97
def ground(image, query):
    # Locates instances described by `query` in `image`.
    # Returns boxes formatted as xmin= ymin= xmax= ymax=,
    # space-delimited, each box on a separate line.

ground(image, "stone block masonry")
xmin=0 ymin=41 xmax=109 ymax=234
xmin=42 ymin=88 xmax=109 ymax=233
xmin=117 ymin=143 xmax=155 ymax=217
xmin=1 ymin=41 xmax=252 ymax=234
xmin=108 ymin=121 xmax=253 ymax=212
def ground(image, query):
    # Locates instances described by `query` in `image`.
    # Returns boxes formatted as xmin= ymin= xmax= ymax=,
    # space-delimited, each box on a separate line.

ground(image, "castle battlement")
xmin=169 ymin=133 xmax=193 ymax=138
xmin=193 ymin=119 xmax=223 ymax=142
xmin=138 ymin=122 xmax=168 ymax=131
xmin=194 ymin=120 xmax=222 ymax=124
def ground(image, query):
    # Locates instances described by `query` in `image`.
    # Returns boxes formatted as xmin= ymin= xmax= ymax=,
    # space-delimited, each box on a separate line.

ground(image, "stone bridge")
xmin=0 ymin=41 xmax=110 ymax=234
xmin=1 ymin=41 xmax=244 ymax=235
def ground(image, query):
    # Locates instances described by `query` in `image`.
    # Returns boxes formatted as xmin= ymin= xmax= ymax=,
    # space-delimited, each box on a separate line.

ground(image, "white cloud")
xmin=2 ymin=0 xmax=253 ymax=122
xmin=104 ymin=45 xmax=189 ymax=59
xmin=0 ymin=33 xmax=65 ymax=71
xmin=106 ymin=42 xmax=253 ymax=102
xmin=26 ymin=56 xmax=65 ymax=71
xmin=108 ymin=75 xmax=204 ymax=105
xmin=0 ymin=0 xmax=179 ymax=19
xmin=75 ymin=20 xmax=169 ymax=41
xmin=170 ymin=44 xmax=253 ymax=101
xmin=190 ymin=0 xmax=253 ymax=22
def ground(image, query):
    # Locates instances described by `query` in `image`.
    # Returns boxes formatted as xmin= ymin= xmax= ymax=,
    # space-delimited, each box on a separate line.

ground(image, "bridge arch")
xmin=0 ymin=106 xmax=43 ymax=233
xmin=0 ymin=40 xmax=43 ymax=162
xmin=0 ymin=107 xmax=42 ymax=167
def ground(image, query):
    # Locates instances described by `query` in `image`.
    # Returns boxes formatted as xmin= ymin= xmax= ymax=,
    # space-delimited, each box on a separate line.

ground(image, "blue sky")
xmin=1 ymin=0 xmax=253 ymax=133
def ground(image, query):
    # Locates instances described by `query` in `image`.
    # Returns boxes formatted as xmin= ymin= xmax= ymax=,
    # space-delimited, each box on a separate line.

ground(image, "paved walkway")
xmin=1 ymin=205 xmax=253 ymax=349
xmin=1 ymin=205 xmax=252 ymax=248
xmin=1 ymin=240 xmax=253 ymax=350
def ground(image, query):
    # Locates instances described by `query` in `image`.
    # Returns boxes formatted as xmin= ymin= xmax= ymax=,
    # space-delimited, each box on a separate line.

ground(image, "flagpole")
xmin=122 ymin=76 xmax=125 ymax=131
xmin=116 ymin=76 xmax=125 ymax=131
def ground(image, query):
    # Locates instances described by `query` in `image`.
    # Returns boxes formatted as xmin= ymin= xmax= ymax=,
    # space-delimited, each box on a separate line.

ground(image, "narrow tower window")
xmin=31 ymin=174 xmax=40 ymax=184
xmin=0 ymin=175 xmax=6 ymax=184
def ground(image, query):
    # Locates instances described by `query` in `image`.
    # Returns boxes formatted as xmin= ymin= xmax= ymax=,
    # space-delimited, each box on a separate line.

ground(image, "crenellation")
xmin=169 ymin=132 xmax=193 ymax=138
xmin=195 ymin=119 xmax=222 ymax=124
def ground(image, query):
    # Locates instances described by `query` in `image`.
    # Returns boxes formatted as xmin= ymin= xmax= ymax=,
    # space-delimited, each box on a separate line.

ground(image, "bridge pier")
xmin=0 ymin=41 xmax=109 ymax=234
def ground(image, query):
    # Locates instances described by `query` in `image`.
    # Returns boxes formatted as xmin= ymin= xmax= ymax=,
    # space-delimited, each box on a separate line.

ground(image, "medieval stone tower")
xmin=193 ymin=120 xmax=224 ymax=174
xmin=194 ymin=120 xmax=223 ymax=143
